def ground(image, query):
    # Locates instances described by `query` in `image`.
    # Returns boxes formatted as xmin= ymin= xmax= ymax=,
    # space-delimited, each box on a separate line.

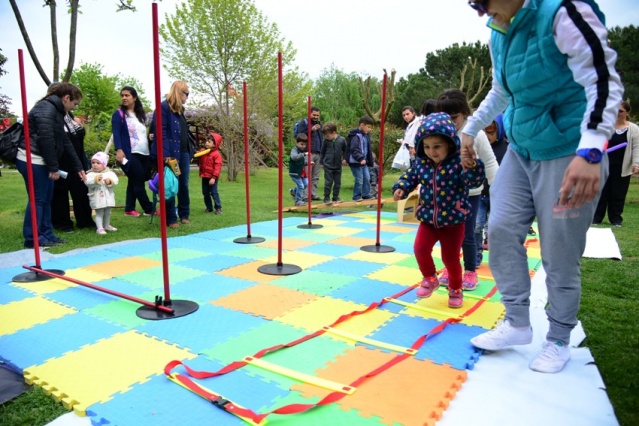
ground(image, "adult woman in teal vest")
xmin=461 ymin=0 xmax=623 ymax=373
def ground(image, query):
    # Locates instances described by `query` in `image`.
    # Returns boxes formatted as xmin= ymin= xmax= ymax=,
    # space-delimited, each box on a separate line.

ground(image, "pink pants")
xmin=414 ymin=222 xmax=465 ymax=291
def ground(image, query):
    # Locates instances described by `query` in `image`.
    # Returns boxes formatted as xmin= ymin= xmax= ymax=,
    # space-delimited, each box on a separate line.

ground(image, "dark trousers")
xmin=594 ymin=162 xmax=631 ymax=225
xmin=51 ymin=171 xmax=95 ymax=229
xmin=323 ymin=169 xmax=342 ymax=200
xmin=201 ymin=177 xmax=221 ymax=211
xmin=123 ymin=153 xmax=153 ymax=214
xmin=462 ymin=195 xmax=480 ymax=272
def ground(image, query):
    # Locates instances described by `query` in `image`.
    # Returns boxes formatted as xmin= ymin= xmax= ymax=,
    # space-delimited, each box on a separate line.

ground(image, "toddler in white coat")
xmin=85 ymin=152 xmax=119 ymax=235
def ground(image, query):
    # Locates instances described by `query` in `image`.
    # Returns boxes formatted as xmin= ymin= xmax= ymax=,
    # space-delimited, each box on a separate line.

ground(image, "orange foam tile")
xmin=379 ymin=224 xmax=417 ymax=234
xmin=211 ymin=283 xmax=317 ymax=320
xmin=217 ymin=260 xmax=281 ymax=283
xmin=329 ymin=236 xmax=380 ymax=248
xmin=293 ymin=346 xmax=466 ymax=426
xmin=82 ymin=257 xmax=162 ymax=277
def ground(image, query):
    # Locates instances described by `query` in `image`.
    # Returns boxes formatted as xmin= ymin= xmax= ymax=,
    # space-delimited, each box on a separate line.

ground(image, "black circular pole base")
xmin=136 ymin=299 xmax=199 ymax=320
xmin=233 ymin=236 xmax=266 ymax=244
xmin=361 ymin=244 xmax=396 ymax=253
xmin=297 ymin=223 xmax=323 ymax=229
xmin=12 ymin=269 xmax=65 ymax=283
xmin=258 ymin=262 xmax=302 ymax=276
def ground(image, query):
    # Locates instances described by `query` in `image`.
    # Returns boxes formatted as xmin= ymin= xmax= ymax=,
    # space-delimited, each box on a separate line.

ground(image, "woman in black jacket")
xmin=16 ymin=82 xmax=86 ymax=248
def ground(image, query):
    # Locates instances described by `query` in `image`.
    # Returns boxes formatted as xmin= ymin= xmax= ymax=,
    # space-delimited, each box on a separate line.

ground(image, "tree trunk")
xmin=9 ymin=0 xmax=51 ymax=86
xmin=49 ymin=0 xmax=60 ymax=82
xmin=62 ymin=0 xmax=79 ymax=82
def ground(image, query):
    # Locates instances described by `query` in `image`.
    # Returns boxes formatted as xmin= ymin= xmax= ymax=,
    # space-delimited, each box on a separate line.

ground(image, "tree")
xmin=360 ymin=69 xmax=397 ymax=125
xmin=390 ymin=72 xmax=443 ymax=127
xmin=0 ymin=48 xmax=14 ymax=117
xmin=424 ymin=41 xmax=492 ymax=108
xmin=608 ymin=25 xmax=639 ymax=120
xmin=312 ymin=65 xmax=364 ymax=127
xmin=8 ymin=0 xmax=138 ymax=86
xmin=160 ymin=0 xmax=309 ymax=181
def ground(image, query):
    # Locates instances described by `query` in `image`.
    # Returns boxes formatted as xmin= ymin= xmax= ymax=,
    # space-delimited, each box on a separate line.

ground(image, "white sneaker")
xmin=529 ymin=341 xmax=571 ymax=373
xmin=470 ymin=320 xmax=533 ymax=351
xmin=96 ymin=228 xmax=107 ymax=235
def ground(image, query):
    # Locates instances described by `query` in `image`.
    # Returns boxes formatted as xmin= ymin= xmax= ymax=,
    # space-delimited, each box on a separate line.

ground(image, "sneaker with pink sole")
xmin=416 ymin=275 xmax=439 ymax=298
xmin=448 ymin=288 xmax=463 ymax=308
xmin=462 ymin=271 xmax=478 ymax=290
xmin=124 ymin=210 xmax=141 ymax=217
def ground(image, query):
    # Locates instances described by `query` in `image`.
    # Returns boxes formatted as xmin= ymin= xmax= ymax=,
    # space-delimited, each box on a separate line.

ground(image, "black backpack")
xmin=0 ymin=122 xmax=24 ymax=163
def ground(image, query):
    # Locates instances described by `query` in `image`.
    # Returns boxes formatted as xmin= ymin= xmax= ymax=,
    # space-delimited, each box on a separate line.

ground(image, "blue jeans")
xmin=349 ymin=165 xmax=370 ymax=200
xmin=17 ymin=159 xmax=57 ymax=245
xmin=475 ymin=195 xmax=490 ymax=256
xmin=201 ymin=177 xmax=221 ymax=211
xmin=177 ymin=151 xmax=191 ymax=220
xmin=462 ymin=194 xmax=480 ymax=272
xmin=289 ymin=174 xmax=306 ymax=203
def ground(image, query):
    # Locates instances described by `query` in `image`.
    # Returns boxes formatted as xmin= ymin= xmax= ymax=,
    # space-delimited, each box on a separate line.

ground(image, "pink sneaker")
xmin=438 ymin=268 xmax=449 ymax=287
xmin=124 ymin=210 xmax=141 ymax=217
xmin=448 ymin=289 xmax=463 ymax=308
xmin=416 ymin=275 xmax=439 ymax=298
xmin=462 ymin=271 xmax=478 ymax=291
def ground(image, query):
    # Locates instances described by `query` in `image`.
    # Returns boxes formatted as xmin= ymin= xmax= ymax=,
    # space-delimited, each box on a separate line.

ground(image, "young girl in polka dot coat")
xmin=392 ymin=112 xmax=484 ymax=308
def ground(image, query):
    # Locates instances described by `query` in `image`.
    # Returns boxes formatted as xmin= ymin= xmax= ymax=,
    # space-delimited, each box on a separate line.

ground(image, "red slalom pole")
xmin=234 ymin=81 xmax=264 ymax=244
xmin=361 ymin=72 xmax=394 ymax=253
xmin=257 ymin=53 xmax=300 ymax=276
xmin=17 ymin=50 xmax=41 ymax=266
xmin=298 ymin=97 xmax=322 ymax=229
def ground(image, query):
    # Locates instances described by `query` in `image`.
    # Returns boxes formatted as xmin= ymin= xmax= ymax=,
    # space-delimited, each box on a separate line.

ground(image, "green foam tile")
xmin=139 ymin=248 xmax=211 ymax=262
xmin=119 ymin=265 xmax=208 ymax=289
xmin=84 ymin=296 xmax=151 ymax=329
xmin=224 ymin=246 xmax=278 ymax=260
xmin=271 ymin=271 xmax=358 ymax=296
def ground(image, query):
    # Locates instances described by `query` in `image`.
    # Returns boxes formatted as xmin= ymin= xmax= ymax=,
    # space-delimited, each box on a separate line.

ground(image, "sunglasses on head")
xmin=468 ymin=0 xmax=489 ymax=14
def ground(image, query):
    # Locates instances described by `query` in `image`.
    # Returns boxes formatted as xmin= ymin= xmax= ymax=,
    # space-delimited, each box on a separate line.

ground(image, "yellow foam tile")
xmin=217 ymin=260 xmax=281 ymax=283
xmin=307 ymin=219 xmax=349 ymax=227
xmin=257 ymin=238 xmax=316 ymax=250
xmin=379 ymin=224 xmax=417 ymax=234
xmin=82 ymin=257 xmax=162 ymax=277
xmin=368 ymin=265 xmax=423 ymax=286
xmin=310 ymin=226 xmax=369 ymax=237
xmin=343 ymin=250 xmax=410 ymax=265
xmin=260 ymin=251 xmax=333 ymax=270
xmin=276 ymin=297 xmax=367 ymax=332
xmin=527 ymin=247 xmax=541 ymax=258
xmin=331 ymin=308 xmax=397 ymax=338
xmin=63 ymin=268 xmax=114 ymax=284
xmin=0 ymin=296 xmax=76 ymax=336
xmin=12 ymin=274 xmax=77 ymax=294
xmin=23 ymin=330 xmax=195 ymax=415
xmin=329 ymin=236 xmax=379 ymax=247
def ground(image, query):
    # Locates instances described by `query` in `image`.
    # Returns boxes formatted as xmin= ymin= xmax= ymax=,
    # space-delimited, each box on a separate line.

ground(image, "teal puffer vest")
xmin=491 ymin=0 xmax=604 ymax=160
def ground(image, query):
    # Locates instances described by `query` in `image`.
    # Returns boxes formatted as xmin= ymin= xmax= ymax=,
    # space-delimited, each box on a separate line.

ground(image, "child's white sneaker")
xmin=529 ymin=341 xmax=571 ymax=373
xmin=104 ymin=225 xmax=118 ymax=232
xmin=97 ymin=228 xmax=107 ymax=235
xmin=470 ymin=320 xmax=532 ymax=351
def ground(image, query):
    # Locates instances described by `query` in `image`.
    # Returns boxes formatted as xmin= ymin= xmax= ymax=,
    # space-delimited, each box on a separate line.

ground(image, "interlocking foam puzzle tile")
xmin=23 ymin=330 xmax=196 ymax=415
xmin=211 ymin=283 xmax=318 ymax=320
xmin=367 ymin=264 xmax=423 ymax=286
xmin=282 ymin=229 xmax=345 ymax=243
xmin=41 ymin=282 xmax=130 ymax=311
xmin=0 ymin=312 xmax=124 ymax=371
xmin=102 ymin=239 xmax=162 ymax=257
xmin=0 ymin=296 xmax=76 ymax=336
xmin=168 ymin=273 xmax=255 ymax=304
xmin=296 ymin=242 xmax=360 ymax=258
xmin=11 ymin=276 xmax=75 ymax=295
xmin=309 ymin=258 xmax=386 ymax=278
xmin=0 ymin=265 xmax=28 ymax=282
xmin=139 ymin=247 xmax=211 ymax=263
xmin=83 ymin=296 xmax=152 ymax=329
xmin=343 ymin=250 xmax=410 ymax=265
xmin=165 ymin=235 xmax=241 ymax=253
xmin=304 ymin=225 xmax=369 ymax=238
xmin=261 ymin=251 xmax=335 ymax=270
xmin=327 ymin=278 xmax=408 ymax=311
xmin=138 ymin=303 xmax=268 ymax=353
xmin=257 ymin=237 xmax=317 ymax=251
xmin=293 ymin=346 xmax=467 ymax=426
xmin=379 ymin=223 xmax=416 ymax=234
xmin=216 ymin=259 xmax=281 ymax=283
xmin=366 ymin=314 xmax=482 ymax=370
xmin=329 ymin=307 xmax=397 ymax=340
xmin=87 ymin=371 xmax=245 ymax=426
xmin=269 ymin=270 xmax=358 ymax=296
xmin=81 ymin=256 xmax=162 ymax=278
xmin=61 ymin=267 xmax=114 ymax=284
xmin=276 ymin=297 xmax=367 ymax=332
xmin=39 ymin=249 xmax=129 ymax=271
xmin=0 ymin=283 xmax=32 ymax=304
xmin=118 ymin=264 xmax=208 ymax=289
xmin=328 ymin=236 xmax=383 ymax=247
xmin=203 ymin=320 xmax=309 ymax=365
xmin=224 ymin=245 xmax=279 ymax=260
xmin=175 ymin=253 xmax=252 ymax=273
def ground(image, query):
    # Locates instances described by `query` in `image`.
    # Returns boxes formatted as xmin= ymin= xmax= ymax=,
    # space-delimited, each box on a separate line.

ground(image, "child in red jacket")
xmin=197 ymin=133 xmax=223 ymax=214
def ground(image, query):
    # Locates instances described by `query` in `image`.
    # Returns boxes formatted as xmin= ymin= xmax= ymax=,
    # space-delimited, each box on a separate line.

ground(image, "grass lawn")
xmin=0 ymin=167 xmax=637 ymax=425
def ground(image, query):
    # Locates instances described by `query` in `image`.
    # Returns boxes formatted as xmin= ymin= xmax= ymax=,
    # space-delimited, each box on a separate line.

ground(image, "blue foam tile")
xmin=169 ymin=274 xmax=256 ymax=304
xmin=327 ymin=278 xmax=408 ymax=307
xmin=103 ymin=240 xmax=163 ymax=257
xmin=167 ymin=236 xmax=241 ymax=254
xmin=224 ymin=246 xmax=278 ymax=260
xmin=309 ymin=258 xmax=385 ymax=277
xmin=137 ymin=303 xmax=268 ymax=353
xmin=0 ymin=266 xmax=29 ymax=284
xmin=176 ymin=254 xmax=252 ymax=273
xmin=42 ymin=284 xmax=130 ymax=312
xmin=0 ymin=312 xmax=125 ymax=371
xmin=0 ymin=283 xmax=33 ymax=304
xmin=368 ymin=314 xmax=482 ymax=370
xmin=87 ymin=371 xmax=244 ymax=426
xmin=296 ymin=243 xmax=360 ymax=258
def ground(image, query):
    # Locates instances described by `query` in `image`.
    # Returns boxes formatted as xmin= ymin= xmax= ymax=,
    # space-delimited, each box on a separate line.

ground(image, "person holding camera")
xmin=296 ymin=106 xmax=323 ymax=201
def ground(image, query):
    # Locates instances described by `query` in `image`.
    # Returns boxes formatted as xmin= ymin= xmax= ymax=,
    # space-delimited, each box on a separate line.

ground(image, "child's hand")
xmin=393 ymin=189 xmax=404 ymax=201
xmin=97 ymin=174 xmax=103 ymax=182
xmin=209 ymin=178 xmax=216 ymax=186
xmin=104 ymin=178 xmax=112 ymax=185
